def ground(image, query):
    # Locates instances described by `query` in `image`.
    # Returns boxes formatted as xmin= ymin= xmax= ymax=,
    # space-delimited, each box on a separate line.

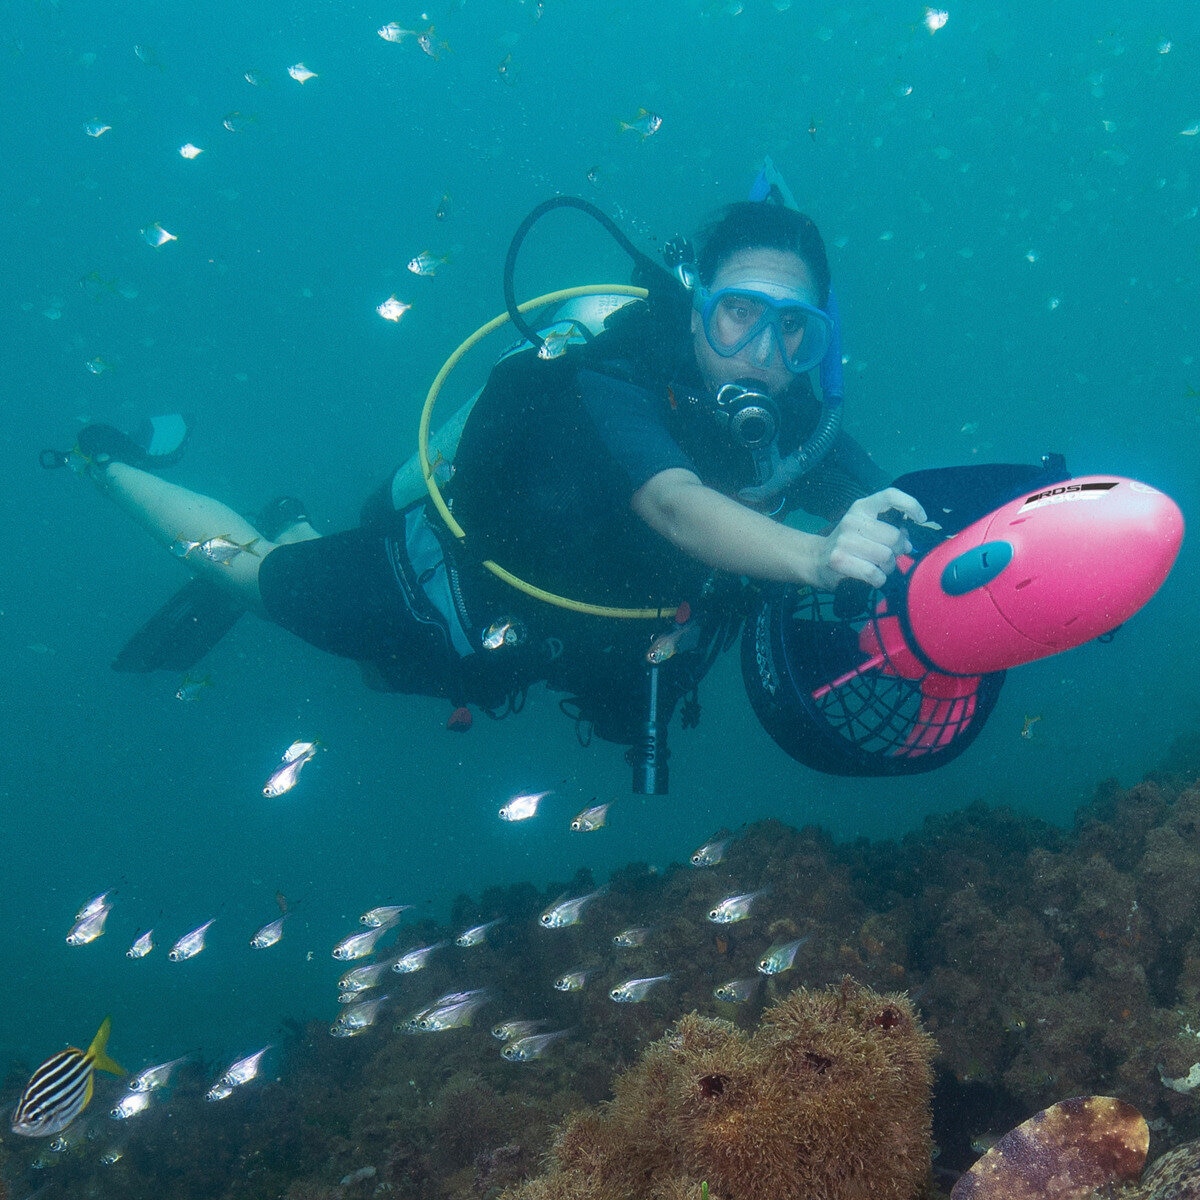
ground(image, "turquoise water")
xmin=2 ymin=0 xmax=1198 ymax=1123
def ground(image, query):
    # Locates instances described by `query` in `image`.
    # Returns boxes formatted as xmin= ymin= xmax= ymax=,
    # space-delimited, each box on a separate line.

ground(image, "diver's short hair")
xmin=696 ymin=201 xmax=831 ymax=307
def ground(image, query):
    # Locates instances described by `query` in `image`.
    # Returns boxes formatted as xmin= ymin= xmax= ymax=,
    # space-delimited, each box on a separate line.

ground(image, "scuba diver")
xmin=44 ymin=169 xmax=927 ymax=794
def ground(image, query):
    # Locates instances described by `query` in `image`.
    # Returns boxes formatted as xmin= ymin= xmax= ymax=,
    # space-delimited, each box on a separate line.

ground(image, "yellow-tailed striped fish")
xmin=12 ymin=1017 xmax=125 ymax=1137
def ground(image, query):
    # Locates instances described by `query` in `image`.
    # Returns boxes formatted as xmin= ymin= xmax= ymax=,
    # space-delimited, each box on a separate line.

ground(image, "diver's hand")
xmin=812 ymin=488 xmax=928 ymax=591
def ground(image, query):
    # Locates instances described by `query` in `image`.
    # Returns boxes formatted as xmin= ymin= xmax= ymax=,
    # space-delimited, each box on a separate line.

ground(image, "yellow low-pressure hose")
xmin=419 ymin=284 xmax=678 ymax=620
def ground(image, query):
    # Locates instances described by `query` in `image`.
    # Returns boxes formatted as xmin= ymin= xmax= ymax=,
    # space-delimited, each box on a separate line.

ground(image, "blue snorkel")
xmin=736 ymin=157 xmax=844 ymax=508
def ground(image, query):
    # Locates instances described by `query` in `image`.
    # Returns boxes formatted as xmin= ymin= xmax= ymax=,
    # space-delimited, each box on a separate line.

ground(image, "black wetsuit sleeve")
xmin=789 ymin=429 xmax=890 ymax=524
xmin=575 ymin=367 xmax=696 ymax=498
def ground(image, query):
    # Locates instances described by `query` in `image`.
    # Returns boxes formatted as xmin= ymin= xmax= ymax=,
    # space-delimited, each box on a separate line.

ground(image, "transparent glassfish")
xmin=707 ymin=888 xmax=768 ymax=924
xmin=713 ymin=977 xmax=761 ymax=1003
xmin=455 ymin=917 xmax=502 ymax=947
xmin=128 ymin=1056 xmax=187 ymax=1092
xmin=391 ymin=940 xmax=446 ymax=973
xmin=552 ymin=968 xmax=589 ymax=992
xmin=491 ymin=1018 xmax=547 ymax=1042
xmin=499 ymin=789 xmax=550 ymax=821
xmin=690 ymin=837 xmax=730 ymax=867
xmin=205 ymin=1047 xmax=269 ymax=1100
xmin=67 ymin=905 xmax=111 ymax=945
xmin=263 ymin=740 xmax=320 ymax=798
xmin=377 ymin=294 xmax=411 ymax=322
xmin=141 ymin=222 xmax=177 ymax=248
xmin=756 ymin=935 xmax=809 ymax=976
xmin=482 ymin=617 xmax=526 ymax=650
xmin=250 ymin=914 xmax=286 ymax=949
xmin=85 ymin=120 xmax=111 ymax=137
xmin=377 ymin=22 xmax=426 ymax=43
xmin=501 ymin=1029 xmax=570 ymax=1062
xmin=76 ymin=890 xmax=113 ymax=921
xmin=332 ymin=923 xmax=393 ymax=961
xmin=570 ymin=802 xmax=609 ymax=832
xmin=287 ymin=62 xmax=317 ymax=83
xmin=175 ymin=673 xmax=211 ymax=701
xmin=178 ymin=143 xmax=204 ymax=159
xmin=110 ymin=1090 xmax=153 ymax=1119
xmin=359 ymin=904 xmax=411 ymax=928
xmin=126 ymin=929 xmax=154 ymax=958
xmin=539 ymin=887 xmax=605 ymax=928
xmin=618 ymin=107 xmax=663 ymax=139
xmin=407 ymin=250 xmax=451 ymax=277
xmin=609 ymin=974 xmax=671 ymax=1003
xmin=414 ymin=990 xmax=490 ymax=1031
xmin=338 ymin=958 xmax=395 ymax=993
xmin=168 ymin=918 xmax=215 ymax=962
xmin=612 ymin=926 xmax=651 ymax=948
xmin=330 ymin=994 xmax=390 ymax=1037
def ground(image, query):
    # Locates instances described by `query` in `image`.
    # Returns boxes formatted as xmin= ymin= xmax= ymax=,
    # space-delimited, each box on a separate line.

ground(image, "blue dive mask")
xmin=693 ymin=284 xmax=833 ymax=375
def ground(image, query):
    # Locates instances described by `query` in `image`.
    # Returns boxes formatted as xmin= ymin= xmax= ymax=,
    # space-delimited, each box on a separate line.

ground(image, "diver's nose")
xmin=746 ymin=325 xmax=778 ymax=368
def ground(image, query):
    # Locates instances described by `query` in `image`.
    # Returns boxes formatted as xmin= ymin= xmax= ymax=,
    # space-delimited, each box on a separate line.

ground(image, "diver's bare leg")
xmin=96 ymin=463 xmax=318 ymax=616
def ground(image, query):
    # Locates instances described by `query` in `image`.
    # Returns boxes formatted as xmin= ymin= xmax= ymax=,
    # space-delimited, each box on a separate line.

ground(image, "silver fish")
xmin=501 ymin=1029 xmax=571 ymax=1062
xmin=414 ymin=990 xmax=490 ymax=1031
xmin=168 ymin=919 xmax=215 ymax=962
xmin=263 ymin=742 xmax=319 ymax=798
xmin=126 ymin=930 xmax=154 ymax=959
xmin=66 ymin=905 xmax=111 ymax=946
xmin=609 ymin=974 xmax=671 ymax=1003
xmin=713 ymin=977 xmax=761 ymax=1003
xmin=391 ymin=940 xmax=446 ymax=973
xmin=570 ymin=802 xmax=610 ymax=832
xmin=206 ymin=1047 xmax=269 ymax=1100
xmin=332 ymin=924 xmax=394 ymax=961
xmin=100 ymin=1146 xmax=125 ymax=1164
xmin=359 ymin=905 xmax=410 ymax=928
xmin=539 ymin=887 xmax=605 ymax=929
xmin=757 ymin=936 xmax=809 ymax=976
xmin=491 ymin=1019 xmax=547 ymax=1042
xmin=612 ymin=926 xmax=651 ymax=948
xmin=498 ymin=789 xmax=549 ymax=821
xmin=110 ymin=1090 xmax=152 ymax=1120
xmin=707 ymin=889 xmax=768 ymax=924
xmin=76 ymin=891 xmax=113 ymax=921
xmin=338 ymin=959 xmax=395 ymax=993
xmin=690 ymin=837 xmax=730 ymax=867
xmin=407 ymin=250 xmax=451 ymax=277
xmin=330 ymin=995 xmax=390 ymax=1037
xmin=250 ymin=915 xmax=286 ymax=949
xmin=553 ymin=968 xmax=589 ymax=992
xmin=128 ymin=1056 xmax=187 ymax=1092
xmin=455 ymin=917 xmax=502 ymax=947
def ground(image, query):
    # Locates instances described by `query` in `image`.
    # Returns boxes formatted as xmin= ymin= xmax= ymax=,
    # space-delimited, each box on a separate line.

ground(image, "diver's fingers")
xmin=867 ymin=487 xmax=928 ymax=527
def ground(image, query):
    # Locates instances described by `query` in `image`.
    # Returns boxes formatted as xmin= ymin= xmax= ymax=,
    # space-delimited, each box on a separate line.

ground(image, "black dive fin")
xmin=112 ymin=577 xmax=245 ymax=673
xmin=111 ymin=496 xmax=310 ymax=674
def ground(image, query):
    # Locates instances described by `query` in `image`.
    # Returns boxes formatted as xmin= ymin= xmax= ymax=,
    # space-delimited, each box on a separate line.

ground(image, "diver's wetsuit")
xmin=258 ymin=301 xmax=887 ymax=740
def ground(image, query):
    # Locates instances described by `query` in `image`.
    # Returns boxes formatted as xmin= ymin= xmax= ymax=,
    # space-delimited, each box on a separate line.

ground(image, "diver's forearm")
xmin=632 ymin=469 xmax=822 ymax=585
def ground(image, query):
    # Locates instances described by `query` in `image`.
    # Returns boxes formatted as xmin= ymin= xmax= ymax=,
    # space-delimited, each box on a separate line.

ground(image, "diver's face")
xmin=690 ymin=247 xmax=818 ymax=398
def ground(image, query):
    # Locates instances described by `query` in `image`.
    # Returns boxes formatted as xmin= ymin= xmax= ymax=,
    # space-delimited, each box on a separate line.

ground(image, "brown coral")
xmin=505 ymin=978 xmax=936 ymax=1200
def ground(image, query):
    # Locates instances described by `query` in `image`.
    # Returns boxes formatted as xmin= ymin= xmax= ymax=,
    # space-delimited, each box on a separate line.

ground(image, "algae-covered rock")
xmin=506 ymin=977 xmax=936 ymax=1200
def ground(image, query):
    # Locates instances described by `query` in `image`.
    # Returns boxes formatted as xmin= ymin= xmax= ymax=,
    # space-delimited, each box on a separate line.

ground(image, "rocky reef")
xmin=507 ymin=978 xmax=935 ymax=1200
xmin=7 ymin=751 xmax=1200 ymax=1200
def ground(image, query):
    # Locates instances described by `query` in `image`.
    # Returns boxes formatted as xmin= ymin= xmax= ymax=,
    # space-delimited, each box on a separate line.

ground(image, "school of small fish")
xmin=32 ymin=767 xmax=808 ymax=1168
